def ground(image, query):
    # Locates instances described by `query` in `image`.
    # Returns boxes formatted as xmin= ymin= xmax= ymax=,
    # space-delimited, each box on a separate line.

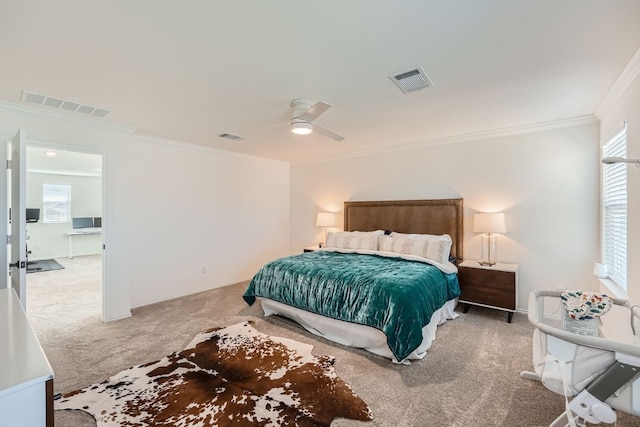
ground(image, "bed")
xmin=243 ymin=199 xmax=464 ymax=363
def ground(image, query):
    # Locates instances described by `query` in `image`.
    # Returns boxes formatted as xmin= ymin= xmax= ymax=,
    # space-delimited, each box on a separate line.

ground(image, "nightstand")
xmin=457 ymin=260 xmax=519 ymax=323
xmin=303 ymin=246 xmax=320 ymax=253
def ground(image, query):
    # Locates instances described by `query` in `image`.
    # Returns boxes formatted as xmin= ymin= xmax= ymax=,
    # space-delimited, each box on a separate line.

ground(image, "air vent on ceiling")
xmin=21 ymin=90 xmax=110 ymax=118
xmin=389 ymin=66 xmax=434 ymax=94
xmin=218 ymin=133 xmax=245 ymax=141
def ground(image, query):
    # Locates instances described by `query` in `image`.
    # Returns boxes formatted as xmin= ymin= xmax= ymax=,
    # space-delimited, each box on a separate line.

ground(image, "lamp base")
xmin=479 ymin=233 xmax=498 ymax=267
xmin=478 ymin=261 xmax=496 ymax=267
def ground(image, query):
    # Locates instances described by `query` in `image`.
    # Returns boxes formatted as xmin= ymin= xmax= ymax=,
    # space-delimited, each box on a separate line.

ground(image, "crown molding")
xmin=0 ymin=97 xmax=604 ymax=167
xmin=595 ymin=47 xmax=640 ymax=120
xmin=295 ymin=115 xmax=598 ymax=165
xmin=0 ymin=100 xmax=136 ymax=135
xmin=132 ymin=133 xmax=289 ymax=164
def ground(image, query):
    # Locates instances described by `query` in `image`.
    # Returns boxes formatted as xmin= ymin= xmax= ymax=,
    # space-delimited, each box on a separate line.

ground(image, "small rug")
xmin=55 ymin=321 xmax=373 ymax=426
xmin=26 ymin=259 xmax=65 ymax=274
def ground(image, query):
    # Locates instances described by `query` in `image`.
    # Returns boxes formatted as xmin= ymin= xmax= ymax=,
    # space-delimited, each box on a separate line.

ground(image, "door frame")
xmin=25 ymin=140 xmax=108 ymax=321
xmin=1 ymin=139 xmax=9 ymax=289
xmin=10 ymin=130 xmax=27 ymax=305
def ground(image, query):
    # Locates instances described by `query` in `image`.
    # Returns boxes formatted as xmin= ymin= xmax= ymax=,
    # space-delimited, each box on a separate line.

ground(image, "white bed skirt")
xmin=260 ymin=298 xmax=459 ymax=364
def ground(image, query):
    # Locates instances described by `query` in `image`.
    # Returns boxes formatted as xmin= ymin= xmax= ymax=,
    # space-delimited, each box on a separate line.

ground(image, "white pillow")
xmin=381 ymin=233 xmax=452 ymax=264
xmin=350 ymin=230 xmax=385 ymax=236
xmin=389 ymin=232 xmax=447 ymax=240
xmin=325 ymin=231 xmax=380 ymax=251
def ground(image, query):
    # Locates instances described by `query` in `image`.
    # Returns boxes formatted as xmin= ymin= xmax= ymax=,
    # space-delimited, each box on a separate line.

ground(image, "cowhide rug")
xmin=56 ymin=321 xmax=373 ymax=426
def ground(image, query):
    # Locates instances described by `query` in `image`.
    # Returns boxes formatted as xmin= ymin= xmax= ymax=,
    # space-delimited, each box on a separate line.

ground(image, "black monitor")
xmin=72 ymin=217 xmax=94 ymax=229
xmin=26 ymin=208 xmax=40 ymax=223
xmin=93 ymin=217 xmax=102 ymax=228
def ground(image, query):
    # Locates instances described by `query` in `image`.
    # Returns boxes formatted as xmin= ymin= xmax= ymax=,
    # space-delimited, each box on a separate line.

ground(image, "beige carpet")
xmin=26 ymin=258 xmax=640 ymax=426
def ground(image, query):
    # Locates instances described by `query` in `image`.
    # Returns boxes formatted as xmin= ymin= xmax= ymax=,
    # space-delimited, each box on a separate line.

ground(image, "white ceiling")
xmin=2 ymin=1 xmax=640 ymax=163
xmin=26 ymin=146 xmax=102 ymax=177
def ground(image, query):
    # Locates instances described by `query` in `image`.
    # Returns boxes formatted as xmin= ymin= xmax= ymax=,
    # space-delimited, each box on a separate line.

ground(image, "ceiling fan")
xmin=290 ymin=99 xmax=345 ymax=142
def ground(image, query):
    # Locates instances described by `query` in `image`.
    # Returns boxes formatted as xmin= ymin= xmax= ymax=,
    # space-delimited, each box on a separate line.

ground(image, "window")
xmin=602 ymin=126 xmax=628 ymax=290
xmin=42 ymin=184 xmax=71 ymax=224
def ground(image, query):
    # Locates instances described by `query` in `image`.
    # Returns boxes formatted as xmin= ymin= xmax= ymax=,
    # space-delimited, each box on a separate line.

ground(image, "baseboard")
xmin=104 ymin=311 xmax=132 ymax=323
xmin=130 ymin=277 xmax=252 ymax=310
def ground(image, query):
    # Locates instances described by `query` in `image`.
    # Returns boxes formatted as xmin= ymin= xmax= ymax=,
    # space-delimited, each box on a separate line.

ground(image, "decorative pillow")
xmin=325 ymin=231 xmax=380 ymax=251
xmin=389 ymin=232 xmax=448 ymax=241
xmin=350 ymin=230 xmax=385 ymax=236
xmin=381 ymin=233 xmax=452 ymax=264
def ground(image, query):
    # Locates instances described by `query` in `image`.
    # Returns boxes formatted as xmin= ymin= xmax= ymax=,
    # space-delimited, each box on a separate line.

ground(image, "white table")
xmin=65 ymin=228 xmax=102 ymax=258
xmin=0 ymin=288 xmax=54 ymax=426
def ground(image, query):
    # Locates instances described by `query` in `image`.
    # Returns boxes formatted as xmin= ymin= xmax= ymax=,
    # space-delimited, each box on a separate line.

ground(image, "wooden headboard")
xmin=344 ymin=198 xmax=464 ymax=261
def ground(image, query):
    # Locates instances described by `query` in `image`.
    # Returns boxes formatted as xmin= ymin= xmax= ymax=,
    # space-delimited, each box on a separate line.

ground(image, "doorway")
xmin=24 ymin=145 xmax=104 ymax=322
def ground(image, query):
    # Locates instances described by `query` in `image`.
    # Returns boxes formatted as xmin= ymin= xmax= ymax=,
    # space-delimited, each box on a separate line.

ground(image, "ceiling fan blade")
xmin=313 ymin=124 xmax=345 ymax=142
xmin=299 ymin=101 xmax=331 ymax=122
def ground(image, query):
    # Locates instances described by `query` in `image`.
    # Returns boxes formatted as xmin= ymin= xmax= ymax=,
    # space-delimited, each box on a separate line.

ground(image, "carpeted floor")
xmin=25 ymin=260 xmax=640 ymax=426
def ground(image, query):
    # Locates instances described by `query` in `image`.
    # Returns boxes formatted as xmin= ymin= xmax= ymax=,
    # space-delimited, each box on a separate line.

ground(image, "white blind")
xmin=602 ymin=128 xmax=628 ymax=289
xmin=42 ymin=184 xmax=71 ymax=224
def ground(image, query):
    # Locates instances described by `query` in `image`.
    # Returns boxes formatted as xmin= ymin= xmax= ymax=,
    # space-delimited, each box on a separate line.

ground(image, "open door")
xmin=9 ymin=129 xmax=27 ymax=307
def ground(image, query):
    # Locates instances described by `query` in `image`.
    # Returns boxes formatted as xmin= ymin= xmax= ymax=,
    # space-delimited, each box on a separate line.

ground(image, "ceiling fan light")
xmin=291 ymin=121 xmax=313 ymax=135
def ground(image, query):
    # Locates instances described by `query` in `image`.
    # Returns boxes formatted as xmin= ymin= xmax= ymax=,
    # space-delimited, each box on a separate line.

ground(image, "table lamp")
xmin=316 ymin=212 xmax=337 ymax=248
xmin=473 ymin=212 xmax=506 ymax=266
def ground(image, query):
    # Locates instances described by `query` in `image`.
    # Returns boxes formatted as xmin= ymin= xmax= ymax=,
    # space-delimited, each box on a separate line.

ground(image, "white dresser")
xmin=0 ymin=288 xmax=54 ymax=427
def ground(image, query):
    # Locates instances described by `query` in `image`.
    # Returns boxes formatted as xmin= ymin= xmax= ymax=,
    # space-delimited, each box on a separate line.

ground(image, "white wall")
xmin=599 ymin=67 xmax=640 ymax=304
xmin=0 ymin=98 xmax=609 ymax=320
xmin=291 ymin=123 xmax=600 ymax=311
xmin=121 ymin=135 xmax=291 ymax=308
xmin=26 ymin=172 xmax=102 ymax=260
xmin=0 ymin=102 xmax=290 ymax=320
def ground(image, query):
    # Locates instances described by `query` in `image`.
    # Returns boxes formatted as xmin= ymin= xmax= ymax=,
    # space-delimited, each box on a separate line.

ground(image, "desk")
xmin=65 ymin=229 xmax=102 ymax=258
xmin=0 ymin=288 xmax=54 ymax=427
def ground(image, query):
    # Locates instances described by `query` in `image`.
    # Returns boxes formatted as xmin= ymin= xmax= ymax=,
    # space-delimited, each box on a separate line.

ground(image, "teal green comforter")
xmin=243 ymin=251 xmax=460 ymax=361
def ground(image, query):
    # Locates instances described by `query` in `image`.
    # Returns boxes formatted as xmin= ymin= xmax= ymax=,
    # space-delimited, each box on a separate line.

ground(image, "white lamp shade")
xmin=593 ymin=263 xmax=608 ymax=278
xmin=473 ymin=212 xmax=506 ymax=234
xmin=316 ymin=212 xmax=337 ymax=227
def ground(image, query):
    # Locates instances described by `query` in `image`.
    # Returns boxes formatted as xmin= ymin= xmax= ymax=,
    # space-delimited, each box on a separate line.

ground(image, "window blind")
xmin=602 ymin=128 xmax=628 ymax=289
xmin=42 ymin=184 xmax=71 ymax=224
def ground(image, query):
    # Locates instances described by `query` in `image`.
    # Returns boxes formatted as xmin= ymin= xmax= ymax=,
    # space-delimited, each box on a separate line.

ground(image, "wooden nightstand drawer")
xmin=458 ymin=282 xmax=515 ymax=310
xmin=458 ymin=267 xmax=515 ymax=292
xmin=457 ymin=260 xmax=519 ymax=322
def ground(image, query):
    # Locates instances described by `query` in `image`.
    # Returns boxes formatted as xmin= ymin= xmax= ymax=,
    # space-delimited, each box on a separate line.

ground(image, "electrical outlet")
xmin=201 ymin=266 xmax=206 ymax=274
